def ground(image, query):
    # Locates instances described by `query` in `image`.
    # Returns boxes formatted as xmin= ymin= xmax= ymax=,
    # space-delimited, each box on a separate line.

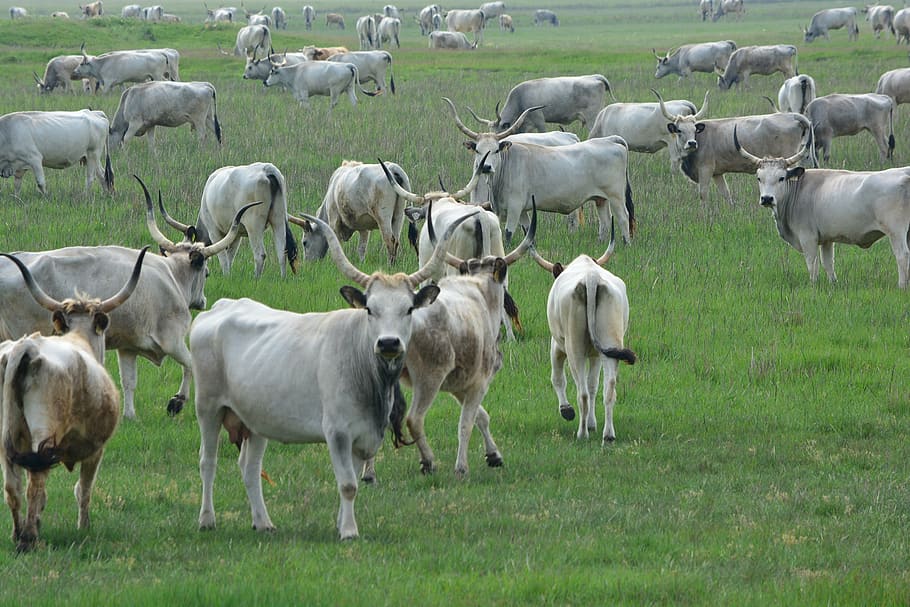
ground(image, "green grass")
xmin=0 ymin=1 xmax=909 ymax=605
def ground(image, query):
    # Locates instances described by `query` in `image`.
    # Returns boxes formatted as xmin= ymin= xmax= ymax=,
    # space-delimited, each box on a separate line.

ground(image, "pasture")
xmin=0 ymin=0 xmax=909 ymax=604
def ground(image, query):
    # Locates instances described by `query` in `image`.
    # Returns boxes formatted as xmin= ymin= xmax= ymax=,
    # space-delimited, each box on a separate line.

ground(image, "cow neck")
xmin=490 ymin=146 xmax=511 ymax=205
xmin=775 ymin=173 xmax=804 ymax=244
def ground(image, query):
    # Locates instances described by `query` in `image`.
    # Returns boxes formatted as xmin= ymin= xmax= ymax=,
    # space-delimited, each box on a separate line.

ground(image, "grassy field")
xmin=0 ymin=1 xmax=909 ymax=604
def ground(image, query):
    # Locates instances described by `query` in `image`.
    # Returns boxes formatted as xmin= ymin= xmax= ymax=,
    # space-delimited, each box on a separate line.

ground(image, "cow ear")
xmin=552 ymin=262 xmax=564 ymax=279
xmin=93 ymin=312 xmax=110 ymax=336
xmin=694 ymin=123 xmax=706 ymax=134
xmin=498 ymin=140 xmax=512 ymax=152
xmin=339 ymin=285 xmax=367 ymax=309
xmin=787 ymin=167 xmax=805 ymax=180
xmin=492 ymin=258 xmax=507 ymax=283
xmin=412 ymin=284 xmax=440 ymax=309
xmin=458 ymin=261 xmax=470 ymax=275
xmin=667 ymin=123 xmax=680 ymax=134
xmin=464 ymin=141 xmax=477 ymax=152
xmin=190 ymin=250 xmax=206 ymax=269
xmin=51 ymin=310 xmax=69 ymax=335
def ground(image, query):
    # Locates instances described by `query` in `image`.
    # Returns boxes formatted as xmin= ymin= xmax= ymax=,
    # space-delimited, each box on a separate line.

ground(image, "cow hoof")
xmin=485 ymin=452 xmax=503 ymax=467
xmin=560 ymin=405 xmax=575 ymax=421
xmin=419 ymin=460 xmax=435 ymax=475
xmin=166 ymin=395 xmax=186 ymax=416
xmin=603 ymin=435 xmax=616 ymax=444
xmin=361 ymin=473 xmax=376 ymax=484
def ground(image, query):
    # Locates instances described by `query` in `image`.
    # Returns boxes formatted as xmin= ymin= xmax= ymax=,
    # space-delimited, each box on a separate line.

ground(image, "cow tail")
xmin=598 ymin=74 xmax=617 ymax=102
xmin=503 ymin=288 xmax=521 ymax=333
xmin=472 ymin=217 xmax=484 ymax=259
xmin=888 ymin=102 xmax=896 ymax=159
xmin=799 ymin=77 xmax=809 ymax=114
xmin=624 ymin=163 xmax=635 ymax=238
xmin=389 ymin=381 xmax=413 ymax=448
xmin=268 ymin=172 xmax=298 ymax=274
xmin=582 ymin=275 xmax=636 ymax=366
xmin=212 ymin=89 xmax=222 ymax=144
xmin=387 ymin=53 xmax=396 ymax=94
xmin=407 ymin=221 xmax=419 ymax=252
xmin=104 ymin=148 xmax=114 ymax=193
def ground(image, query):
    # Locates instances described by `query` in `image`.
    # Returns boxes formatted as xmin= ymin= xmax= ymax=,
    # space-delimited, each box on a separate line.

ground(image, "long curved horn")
xmin=135 ymin=175 xmax=176 ymax=251
xmin=495 ymin=101 xmax=502 ymax=123
xmin=651 ymin=88 xmax=677 ymax=121
xmin=496 ymin=105 xmax=545 ymax=139
xmin=528 ymin=246 xmax=555 ymax=274
xmin=784 ymin=139 xmax=809 ymax=167
xmin=378 ymin=158 xmax=423 ymax=204
xmin=465 ymin=105 xmax=494 ymax=127
xmin=0 ymin=253 xmax=62 ymax=311
xmin=408 ymin=202 xmax=479 ymax=286
xmin=651 ymin=47 xmax=661 ymax=59
xmin=733 ymin=126 xmax=762 ymax=166
xmin=442 ymin=97 xmax=480 ymax=140
xmin=762 ymin=95 xmax=780 ymax=113
xmin=201 ymin=201 xmax=263 ymax=258
xmin=425 ymin=200 xmax=467 ymax=268
xmin=298 ymin=212 xmax=371 ymax=286
xmin=502 ymin=198 xmax=537 ymax=265
xmin=594 ymin=217 xmax=616 ymax=267
xmin=693 ymin=90 xmax=710 ymax=119
xmin=450 ymin=151 xmax=489 ymax=200
xmin=33 ymin=71 xmax=44 ymax=86
xmin=157 ymin=189 xmax=192 ymax=233
xmin=100 ymin=246 xmax=149 ymax=312
xmin=80 ymin=41 xmax=87 ymax=60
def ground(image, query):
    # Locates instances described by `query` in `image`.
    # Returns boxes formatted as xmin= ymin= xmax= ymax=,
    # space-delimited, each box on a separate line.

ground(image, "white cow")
xmin=377 ymin=16 xmax=400 ymax=48
xmin=356 ymin=15 xmax=377 ymax=49
xmin=777 ymin=75 xmax=817 ymax=114
xmin=234 ymin=24 xmax=271 ymax=58
xmin=242 ymin=52 xmax=308 ymax=82
xmin=804 ymin=7 xmax=860 ymax=42
xmin=896 ymin=8 xmax=910 ymax=43
xmin=264 ymin=59 xmax=375 ymax=109
xmin=418 ymin=3 xmax=441 ymax=34
xmin=805 ymin=93 xmax=895 ymax=164
xmin=711 ymin=0 xmax=744 ymax=21
xmin=327 ymin=51 xmax=395 ymax=95
xmin=72 ymin=47 xmax=174 ymax=93
xmin=122 ymin=4 xmax=142 ymax=17
xmin=533 ymin=9 xmax=558 ymax=26
xmin=653 ymin=41 xmax=737 ymax=80
xmin=271 ymin=6 xmax=286 ymax=29
xmin=9 ymin=6 xmax=27 ymax=18
xmin=717 ymin=45 xmax=798 ymax=90
xmin=446 ymin=8 xmax=485 ymax=45
xmin=34 ymin=54 xmax=98 ymax=95
xmin=479 ymin=2 xmax=505 ymax=23
xmin=875 ymin=67 xmax=910 ymax=106
xmin=302 ymin=4 xmax=314 ymax=29
xmin=142 ymin=5 xmax=163 ymax=21
xmin=864 ymin=5 xmax=895 ymax=38
xmin=429 ymin=31 xmax=476 ymax=49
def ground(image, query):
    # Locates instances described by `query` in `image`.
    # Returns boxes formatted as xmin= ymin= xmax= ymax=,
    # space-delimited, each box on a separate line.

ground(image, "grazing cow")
xmin=0 ymin=109 xmax=113 ymax=196
xmin=302 ymin=160 xmax=411 ymax=264
xmin=736 ymin=133 xmax=910 ymax=287
xmin=72 ymin=47 xmax=173 ymax=93
xmin=652 ymin=90 xmax=814 ymax=205
xmin=653 ymin=40 xmax=737 ymax=80
xmin=864 ymin=4 xmax=895 ymax=37
xmin=234 ymin=24 xmax=271 ymax=58
xmin=108 ymin=81 xmax=221 ymax=151
xmin=242 ymin=51 xmax=307 ymax=82
xmin=533 ymin=9 xmax=558 ymax=26
xmin=717 ymin=44 xmax=798 ymax=90
xmin=142 ymin=5 xmax=163 ymax=21
xmin=875 ymin=67 xmax=910 ymax=105
xmin=161 ymin=13 xmax=180 ymax=22
xmin=0 ymin=177 xmax=255 ymax=419
xmin=271 ymin=6 xmax=286 ymax=29
xmin=589 ymin=94 xmax=702 ymax=172
xmin=378 ymin=16 xmax=400 ymax=48
xmin=0 ymin=248 xmax=145 ymax=552
xmin=205 ymin=4 xmax=234 ymax=23
xmin=446 ymin=8 xmax=485 ymax=45
xmin=805 ymin=93 xmax=895 ymax=164
xmin=480 ymin=2 xmax=505 ymax=23
xmin=300 ymin=45 xmax=350 ymax=61
xmin=79 ymin=1 xmax=102 ymax=18
xmin=34 ymin=54 xmax=98 ymax=95
xmin=472 ymin=75 xmax=614 ymax=134
xmin=776 ymin=74 xmax=817 ymax=114
xmin=699 ymin=0 xmax=713 ymax=21
xmin=190 ymin=211 xmax=473 ymax=540
xmin=447 ymin=98 xmax=635 ymax=246
xmin=245 ymin=9 xmax=270 ymax=26
xmin=356 ymin=15 xmax=377 ymax=49
xmin=529 ymin=225 xmax=637 ymax=444
xmin=383 ymin=4 xmax=400 ymax=19
xmin=499 ymin=14 xmax=513 ymax=32
xmin=895 ymin=8 xmax=910 ymax=43
xmin=712 ymin=0 xmax=744 ymax=21
xmin=264 ymin=59 xmax=376 ymax=109
xmin=302 ymin=4 xmax=314 ymax=29
xmin=51 ymin=10 xmax=69 ymax=18
xmin=325 ymin=12 xmax=345 ymax=29
xmin=327 ymin=51 xmax=396 ymax=95
xmin=429 ymin=31 xmax=476 ymax=49
xmin=121 ymin=4 xmax=141 ymax=17
xmin=418 ymin=3 xmax=440 ymax=34
xmin=9 ymin=6 xmax=26 ymax=18
xmin=197 ymin=163 xmax=297 ymax=278
xmin=804 ymin=7 xmax=860 ymax=42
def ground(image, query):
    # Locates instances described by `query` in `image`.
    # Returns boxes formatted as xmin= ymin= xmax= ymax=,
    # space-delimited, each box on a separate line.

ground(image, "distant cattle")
xmin=805 ymin=93 xmax=895 ymax=164
xmin=142 ymin=5 xmax=163 ymax=21
xmin=699 ymin=0 xmax=712 ymax=21
xmin=533 ymin=9 xmax=558 ymax=26
xmin=9 ymin=6 xmax=26 ymax=18
xmin=378 ymin=16 xmax=401 ymax=48
xmin=429 ymin=31 xmax=476 ymax=49
xmin=79 ymin=0 xmax=103 ymax=18
xmin=418 ymin=3 xmax=441 ymax=34
xmin=51 ymin=10 xmax=69 ymax=18
xmin=446 ymin=8 xmax=485 ymax=45
xmin=864 ymin=4 xmax=895 ymax=38
xmin=479 ymin=1 xmax=505 ymax=22
xmin=712 ymin=0 xmax=744 ymax=21
xmin=271 ymin=6 xmax=286 ymax=29
xmin=717 ymin=44 xmax=798 ymax=90
xmin=775 ymin=75 xmax=817 ymax=114
xmin=72 ymin=47 xmax=174 ymax=93
xmin=804 ymin=7 xmax=860 ymax=42
xmin=264 ymin=59 xmax=376 ymax=109
xmin=499 ymin=14 xmax=513 ymax=32
xmin=356 ymin=15 xmax=377 ymax=49
xmin=653 ymin=40 xmax=737 ymax=80
xmin=325 ymin=12 xmax=344 ymax=29
xmin=205 ymin=4 xmax=235 ymax=23
xmin=233 ymin=24 xmax=271 ymax=58
xmin=122 ymin=4 xmax=141 ymax=17
xmin=302 ymin=4 xmax=314 ymax=29
xmin=896 ymin=8 xmax=910 ymax=43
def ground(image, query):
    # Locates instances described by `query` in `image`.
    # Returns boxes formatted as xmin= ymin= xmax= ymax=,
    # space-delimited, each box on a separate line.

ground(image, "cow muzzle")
xmin=375 ymin=336 xmax=404 ymax=360
xmin=684 ymin=140 xmax=697 ymax=151
xmin=760 ymin=195 xmax=775 ymax=207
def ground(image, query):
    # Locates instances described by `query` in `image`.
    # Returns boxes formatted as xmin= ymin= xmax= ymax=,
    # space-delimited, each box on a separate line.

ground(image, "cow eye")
xmin=778 ymin=177 xmax=785 ymax=183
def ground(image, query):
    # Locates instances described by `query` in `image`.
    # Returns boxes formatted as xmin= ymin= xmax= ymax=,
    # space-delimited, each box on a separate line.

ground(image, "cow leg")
xmin=713 ymin=174 xmax=735 ymax=206
xmin=549 ymin=338 xmax=575 ymax=422
xmin=405 ymin=378 xmax=446 ymax=474
xmin=295 ymin=89 xmax=311 ymax=109
xmin=13 ymin=170 xmax=26 ymax=197
xmin=2 ymin=461 xmax=24 ymax=543
xmin=584 ymin=357 xmax=601 ymax=433
xmin=74 ymin=448 xmax=104 ymax=530
xmin=888 ymin=230 xmax=910 ymax=288
xmin=271 ymin=218 xmax=288 ymax=278
xmin=166 ymin=341 xmax=194 ymax=417
xmin=19 ymin=470 xmax=48 ymax=552
xmin=116 ymin=351 xmax=139 ymax=419
xmin=801 ymin=240 xmax=822 ymax=283
xmin=197 ymin=404 xmax=222 ymax=530
xmin=238 ymin=433 xmax=275 ymax=531
xmin=146 ymin=127 xmax=157 ymax=153
xmin=247 ymin=230 xmax=267 ymax=278
xmin=601 ymin=358 xmax=619 ymax=444
xmin=346 ymin=80 xmax=358 ymax=107
xmin=325 ymin=430 xmax=359 ymax=540
xmin=356 ymin=230 xmax=370 ymax=262
xmin=819 ymin=242 xmax=837 ymax=283
xmin=378 ymin=216 xmax=399 ymax=264
xmin=217 ymin=237 xmax=242 ymax=276
xmin=473 ymin=404 xmax=503 ymax=469
xmin=452 ymin=389 xmax=485 ymax=478
xmin=500 ymin=307 xmax=515 ymax=341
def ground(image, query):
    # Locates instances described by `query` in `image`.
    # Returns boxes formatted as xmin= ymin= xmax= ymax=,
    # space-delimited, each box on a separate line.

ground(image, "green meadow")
xmin=0 ymin=1 xmax=908 ymax=604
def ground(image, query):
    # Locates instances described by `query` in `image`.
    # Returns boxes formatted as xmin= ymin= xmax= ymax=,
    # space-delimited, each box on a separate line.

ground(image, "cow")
xmin=717 ymin=44 xmax=798 ymax=91
xmin=528 ymin=224 xmax=637 ymax=444
xmin=356 ymin=15 xmax=377 ymax=49
xmin=804 ymin=7 xmax=860 ymax=42
xmin=122 ymin=4 xmax=141 ymax=17
xmin=142 ymin=5 xmax=163 ymax=21
xmin=446 ymin=98 xmax=635 ymax=246
xmin=429 ymin=31 xmax=476 ymax=49
xmin=0 ymin=248 xmax=146 ymax=552
xmin=325 ymin=12 xmax=345 ymax=29
xmin=205 ymin=4 xmax=234 ymax=23
xmin=776 ymin=74 xmax=817 ymax=114
xmin=197 ymin=163 xmax=298 ymax=278
xmin=533 ymin=9 xmax=558 ymax=26
xmin=735 ymin=132 xmax=910 ymax=287
xmin=418 ymin=4 xmax=440 ymax=34
xmin=472 ymin=75 xmax=615 ymax=134
xmin=302 ymin=4 xmax=314 ymax=29
xmin=589 ymin=94 xmax=703 ymax=173
xmin=271 ymin=6 xmax=286 ymax=29
xmin=300 ymin=45 xmax=349 ymax=61
xmin=378 ymin=16 xmax=400 ymax=48
xmin=264 ymin=58 xmax=376 ymax=109
xmin=446 ymin=9 xmax=485 ymax=45
xmin=480 ymin=2 xmax=505 ymax=23
xmin=652 ymin=40 xmax=737 ymax=80
xmin=242 ymin=51 xmax=307 ymax=82
xmin=327 ymin=51 xmax=395 ymax=95
xmin=896 ymin=8 xmax=910 ymax=43
xmin=245 ymin=8 xmax=270 ymax=26
xmin=72 ymin=47 xmax=173 ymax=93
xmin=34 ymin=54 xmax=98 ymax=95
xmin=108 ymin=81 xmax=221 ymax=151
xmin=9 ymin=7 xmax=26 ymax=18
xmin=699 ymin=0 xmax=713 ymax=21
xmin=875 ymin=67 xmax=910 ymax=106
xmin=161 ymin=13 xmax=180 ymax=22
xmin=383 ymin=4 xmax=400 ymax=19
xmin=52 ymin=10 xmax=69 ymax=17
xmin=136 ymin=47 xmax=180 ymax=81
xmin=233 ymin=24 xmax=271 ymax=58
xmin=864 ymin=5 xmax=895 ymax=38
xmin=805 ymin=93 xmax=895 ymax=164
xmin=79 ymin=1 xmax=102 ymax=18
xmin=712 ymin=0 xmax=744 ymax=21
xmin=190 ymin=210 xmax=474 ymax=540
xmin=499 ymin=14 xmax=513 ymax=32
xmin=652 ymin=90 xmax=815 ymax=205
xmin=0 ymin=109 xmax=113 ymax=197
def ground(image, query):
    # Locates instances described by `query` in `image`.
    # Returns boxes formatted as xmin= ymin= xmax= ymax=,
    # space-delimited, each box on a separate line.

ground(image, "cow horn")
xmin=465 ymin=105 xmax=494 ymax=127
xmin=287 ymin=215 xmax=312 ymax=232
xmin=0 ymin=253 xmax=62 ymax=311
xmin=33 ymin=71 xmax=44 ymax=85
xmin=693 ymin=90 xmax=709 ymax=120
xmin=424 ymin=199 xmax=463 ymax=268
xmin=496 ymin=104 xmax=545 ymax=139
xmin=784 ymin=139 xmax=810 ymax=167
xmin=593 ymin=217 xmax=616 ymax=267
xmin=528 ymin=245 xmax=556 ymax=274
xmin=157 ymin=189 xmax=192 ymax=234
xmin=99 ymin=246 xmax=149 ymax=313
xmin=135 ymin=175 xmax=177 ymax=251
xmin=201 ymin=201 xmax=263 ymax=258
xmin=378 ymin=158 xmax=423 ymax=204
xmin=297 ymin=213 xmax=372 ymax=286
xmin=762 ymin=95 xmax=780 ymax=113
xmin=407 ymin=202 xmax=479 ymax=286
xmin=652 ymin=88 xmax=676 ymax=121
xmin=217 ymin=43 xmax=231 ymax=56
xmin=495 ymin=101 xmax=502 ymax=122
xmin=651 ymin=47 xmax=661 ymax=59
xmin=450 ymin=151 xmax=489 ymax=200
xmin=442 ymin=97 xmax=480 ymax=140
xmin=502 ymin=198 xmax=537 ymax=265
xmin=733 ymin=126 xmax=762 ymax=166
xmin=80 ymin=41 xmax=88 ymax=60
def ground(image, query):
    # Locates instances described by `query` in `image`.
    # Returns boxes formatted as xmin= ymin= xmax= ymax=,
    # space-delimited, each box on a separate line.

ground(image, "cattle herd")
xmin=1 ymin=1 xmax=910 ymax=551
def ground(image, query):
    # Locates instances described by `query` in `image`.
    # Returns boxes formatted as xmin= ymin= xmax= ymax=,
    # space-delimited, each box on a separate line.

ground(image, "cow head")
xmin=652 ymin=47 xmax=679 ymax=79
xmin=72 ymin=42 xmax=95 ymax=80
xmin=33 ymin=72 xmax=52 ymax=95
xmin=243 ymin=55 xmax=272 ymax=80
xmin=263 ymin=55 xmax=288 ymax=87
xmin=734 ymin=126 xmax=808 ymax=211
xmin=530 ymin=215 xmax=616 ymax=280
xmin=653 ymin=88 xmax=708 ymax=171
xmin=134 ymin=176 xmax=261 ymax=310
xmin=803 ymin=25 xmax=818 ymax=43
